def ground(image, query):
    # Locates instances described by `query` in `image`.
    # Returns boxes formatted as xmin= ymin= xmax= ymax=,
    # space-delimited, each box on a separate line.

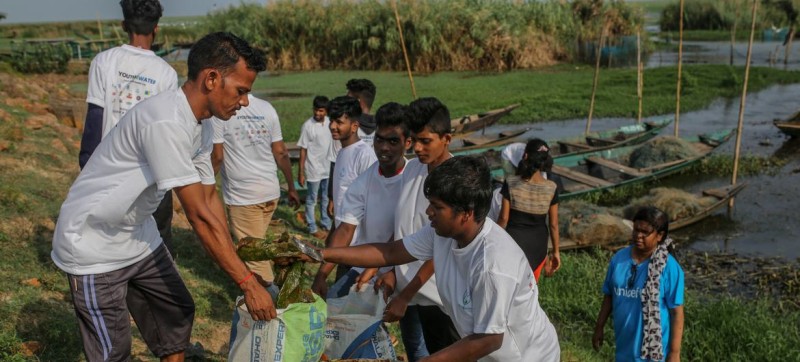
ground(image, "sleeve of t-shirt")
xmin=165 ymin=69 xmax=179 ymax=91
xmin=663 ymin=256 xmax=685 ymax=309
xmin=85 ymin=56 xmax=106 ymax=107
xmin=141 ymin=121 xmax=201 ymax=190
xmin=337 ymin=171 xmax=368 ymax=226
xmin=211 ymin=118 xmax=225 ymax=144
xmin=500 ymin=181 xmax=510 ymax=200
xmin=402 ymin=224 xmax=436 ymax=261
xmin=267 ymin=107 xmax=283 ymax=143
xmin=472 ymin=271 xmax=517 ymax=334
xmin=296 ymin=121 xmax=311 ymax=149
xmin=357 ymin=147 xmax=377 ymax=174
xmin=602 ymin=259 xmax=615 ymax=296
xmin=194 ymin=121 xmax=216 ymax=185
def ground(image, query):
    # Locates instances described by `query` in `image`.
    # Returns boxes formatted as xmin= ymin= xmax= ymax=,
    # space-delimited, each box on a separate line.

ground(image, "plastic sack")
xmin=228 ymin=294 xmax=327 ymax=362
xmin=324 ymin=285 xmax=397 ymax=360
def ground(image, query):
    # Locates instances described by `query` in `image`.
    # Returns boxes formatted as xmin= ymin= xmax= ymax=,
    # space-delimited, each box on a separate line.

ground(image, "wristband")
xmin=237 ymin=271 xmax=256 ymax=286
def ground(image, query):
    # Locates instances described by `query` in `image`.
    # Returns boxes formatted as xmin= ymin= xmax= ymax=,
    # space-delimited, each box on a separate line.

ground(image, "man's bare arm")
xmin=173 ymin=182 xmax=276 ymax=320
xmin=321 ymin=239 xmax=416 ymax=268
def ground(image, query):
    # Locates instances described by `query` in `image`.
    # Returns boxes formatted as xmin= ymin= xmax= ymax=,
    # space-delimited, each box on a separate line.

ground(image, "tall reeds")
xmin=201 ymin=0 xmax=642 ymax=71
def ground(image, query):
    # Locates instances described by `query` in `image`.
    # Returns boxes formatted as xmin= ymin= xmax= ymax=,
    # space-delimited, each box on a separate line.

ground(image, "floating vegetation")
xmin=236 ymin=232 xmax=315 ymax=308
xmin=684 ymin=154 xmax=787 ymax=177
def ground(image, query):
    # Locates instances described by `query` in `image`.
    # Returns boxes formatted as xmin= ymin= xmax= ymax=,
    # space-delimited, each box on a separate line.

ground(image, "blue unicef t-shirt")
xmin=602 ymin=246 xmax=685 ymax=362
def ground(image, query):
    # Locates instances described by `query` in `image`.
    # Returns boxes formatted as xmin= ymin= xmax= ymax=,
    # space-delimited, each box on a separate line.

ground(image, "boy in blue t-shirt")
xmin=593 ymin=206 xmax=685 ymax=362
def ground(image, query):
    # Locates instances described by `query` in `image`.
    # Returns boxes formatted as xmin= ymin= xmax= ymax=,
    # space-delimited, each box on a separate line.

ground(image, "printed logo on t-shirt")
xmin=459 ymin=289 xmax=472 ymax=310
xmin=233 ymin=116 xmax=271 ymax=146
xmin=111 ymin=70 xmax=162 ymax=118
xmin=613 ymin=286 xmax=642 ymax=299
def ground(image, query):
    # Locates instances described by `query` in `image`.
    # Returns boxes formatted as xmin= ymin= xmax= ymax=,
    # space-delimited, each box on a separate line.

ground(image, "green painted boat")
xmin=454 ymin=118 xmax=672 ymax=160
xmin=557 ymin=182 xmax=748 ymax=250
xmin=491 ymin=128 xmax=736 ymax=201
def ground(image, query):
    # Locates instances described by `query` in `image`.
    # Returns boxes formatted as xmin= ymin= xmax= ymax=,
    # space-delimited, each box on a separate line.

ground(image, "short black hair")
xmin=313 ymin=95 xmax=329 ymax=110
xmin=187 ymin=32 xmax=266 ymax=81
xmin=375 ymin=102 xmax=411 ymax=138
xmin=346 ymin=79 xmax=377 ymax=110
xmin=517 ymin=138 xmax=553 ymax=179
xmin=424 ymin=156 xmax=492 ymax=223
xmin=120 ymin=0 xmax=163 ymax=35
xmin=632 ymin=206 xmax=670 ymax=242
xmin=408 ymin=97 xmax=451 ymax=136
xmin=328 ymin=96 xmax=362 ymax=121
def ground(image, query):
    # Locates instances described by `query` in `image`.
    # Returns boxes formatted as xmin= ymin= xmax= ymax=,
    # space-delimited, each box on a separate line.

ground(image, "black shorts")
xmin=67 ymin=244 xmax=195 ymax=361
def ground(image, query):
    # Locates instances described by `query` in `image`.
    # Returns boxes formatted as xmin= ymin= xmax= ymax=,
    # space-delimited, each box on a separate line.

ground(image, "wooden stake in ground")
xmin=637 ymin=29 xmax=643 ymax=124
xmin=731 ymin=0 xmax=740 ymax=65
xmin=675 ymin=0 xmax=684 ymax=137
xmin=586 ymin=22 xmax=609 ymax=134
xmin=785 ymin=26 xmax=795 ymax=65
xmin=730 ymin=0 xmax=759 ymax=210
xmin=391 ymin=0 xmax=417 ymax=100
xmin=97 ymin=14 xmax=104 ymax=41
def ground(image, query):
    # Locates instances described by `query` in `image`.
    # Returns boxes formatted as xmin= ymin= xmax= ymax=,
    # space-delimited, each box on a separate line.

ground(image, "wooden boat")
xmin=553 ymin=119 xmax=672 ymax=157
xmin=774 ymin=111 xmax=800 ymax=137
xmin=456 ymin=119 xmax=671 ymax=162
xmin=558 ymin=183 xmax=748 ymax=250
xmin=450 ymin=104 xmax=520 ymax=134
xmin=494 ymin=129 xmax=736 ymax=202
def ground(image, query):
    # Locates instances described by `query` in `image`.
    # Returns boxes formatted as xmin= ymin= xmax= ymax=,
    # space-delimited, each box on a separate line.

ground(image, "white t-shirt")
xmin=211 ymin=95 xmax=283 ymax=206
xmin=392 ymin=158 xmax=443 ymax=307
xmin=326 ymin=128 xmax=375 ymax=163
xmin=296 ymin=116 xmax=332 ymax=182
xmin=86 ymin=44 xmax=178 ymax=139
xmin=403 ymin=220 xmax=560 ymax=362
xmin=52 ymin=89 xmax=214 ymax=275
xmin=338 ymin=160 xmax=406 ymax=246
xmin=332 ymin=140 xmax=377 ymax=219
xmin=337 ymin=160 xmax=406 ymax=273
xmin=500 ymin=143 xmax=526 ymax=167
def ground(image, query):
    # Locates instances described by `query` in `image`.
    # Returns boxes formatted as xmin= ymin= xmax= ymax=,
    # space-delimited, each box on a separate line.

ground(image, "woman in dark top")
xmin=498 ymin=139 xmax=561 ymax=281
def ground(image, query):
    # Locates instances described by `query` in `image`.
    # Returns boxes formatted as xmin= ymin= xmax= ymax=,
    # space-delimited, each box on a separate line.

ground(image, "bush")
xmin=10 ymin=42 xmax=71 ymax=74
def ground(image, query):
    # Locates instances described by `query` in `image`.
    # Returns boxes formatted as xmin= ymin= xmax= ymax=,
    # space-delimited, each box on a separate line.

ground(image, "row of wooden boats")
xmin=279 ymin=103 xmax=751 ymax=250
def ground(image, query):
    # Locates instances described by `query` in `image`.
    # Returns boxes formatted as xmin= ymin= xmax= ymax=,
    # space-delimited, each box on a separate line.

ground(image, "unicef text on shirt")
xmin=238 ymin=115 xmax=266 ymax=121
xmin=117 ymin=71 xmax=157 ymax=85
xmin=613 ymin=286 xmax=643 ymax=298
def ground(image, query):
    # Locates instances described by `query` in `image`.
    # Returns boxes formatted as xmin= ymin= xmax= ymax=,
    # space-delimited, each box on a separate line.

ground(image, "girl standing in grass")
xmin=497 ymin=138 xmax=561 ymax=281
xmin=593 ymin=206 xmax=685 ymax=362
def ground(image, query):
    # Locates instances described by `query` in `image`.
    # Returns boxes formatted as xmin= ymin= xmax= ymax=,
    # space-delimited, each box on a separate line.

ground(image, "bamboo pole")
xmin=390 ymin=0 xmax=417 ymax=99
xmin=785 ymin=26 xmax=795 ymax=65
xmin=586 ymin=22 xmax=609 ymax=134
xmin=674 ymin=0 xmax=684 ymax=137
xmin=730 ymin=0 xmax=759 ymax=210
xmin=731 ymin=0 xmax=740 ymax=65
xmin=97 ymin=14 xmax=104 ymax=41
xmin=637 ymin=29 xmax=643 ymax=124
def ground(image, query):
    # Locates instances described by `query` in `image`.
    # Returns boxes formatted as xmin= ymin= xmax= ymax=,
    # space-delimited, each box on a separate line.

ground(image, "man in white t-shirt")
xmin=306 ymin=156 xmax=561 ymax=362
xmin=52 ymin=32 xmax=279 ymax=361
xmin=325 ymin=79 xmax=377 ymax=216
xmin=297 ymin=96 xmax=333 ymax=239
xmin=311 ymin=102 xmax=411 ymax=300
xmin=210 ymin=94 xmax=299 ymax=283
xmin=78 ymin=0 xmax=179 ymax=254
xmin=324 ymin=96 xmax=377 ymax=285
xmin=380 ymin=97 xmax=459 ymax=361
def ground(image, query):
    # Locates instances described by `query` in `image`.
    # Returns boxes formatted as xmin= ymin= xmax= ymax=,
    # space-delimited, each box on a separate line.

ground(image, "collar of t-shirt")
xmin=120 ymin=43 xmax=156 ymax=56
xmin=452 ymin=219 xmax=493 ymax=254
xmin=378 ymin=158 xmax=407 ymax=177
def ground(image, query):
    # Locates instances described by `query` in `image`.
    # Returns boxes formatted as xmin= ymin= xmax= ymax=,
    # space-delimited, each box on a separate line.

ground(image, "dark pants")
xmin=68 ymin=245 xmax=195 ymax=361
xmin=418 ymin=305 xmax=461 ymax=354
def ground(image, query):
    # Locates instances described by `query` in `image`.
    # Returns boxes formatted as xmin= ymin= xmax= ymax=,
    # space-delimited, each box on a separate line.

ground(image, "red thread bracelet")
xmin=237 ymin=271 xmax=255 ymax=286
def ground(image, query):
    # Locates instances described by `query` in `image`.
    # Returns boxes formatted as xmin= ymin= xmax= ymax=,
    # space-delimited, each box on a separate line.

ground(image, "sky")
xmin=1 ymin=0 xmax=263 ymax=24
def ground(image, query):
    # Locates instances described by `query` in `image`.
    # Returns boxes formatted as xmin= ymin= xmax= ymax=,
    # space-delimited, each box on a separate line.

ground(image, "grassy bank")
xmin=256 ymin=65 xmax=800 ymax=141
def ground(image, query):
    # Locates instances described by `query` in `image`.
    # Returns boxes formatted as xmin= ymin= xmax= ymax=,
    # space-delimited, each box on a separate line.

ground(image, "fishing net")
xmin=559 ymin=200 xmax=628 ymax=246
xmin=627 ymin=136 xmax=701 ymax=169
xmin=623 ymin=188 xmax=717 ymax=221
xmin=237 ymin=232 xmax=315 ymax=308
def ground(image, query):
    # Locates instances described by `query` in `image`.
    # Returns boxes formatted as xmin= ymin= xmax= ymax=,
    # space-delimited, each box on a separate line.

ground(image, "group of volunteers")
xmin=51 ymin=1 xmax=685 ymax=361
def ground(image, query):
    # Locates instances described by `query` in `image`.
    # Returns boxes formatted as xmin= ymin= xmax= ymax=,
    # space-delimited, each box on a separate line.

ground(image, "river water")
xmin=487 ymin=83 xmax=800 ymax=261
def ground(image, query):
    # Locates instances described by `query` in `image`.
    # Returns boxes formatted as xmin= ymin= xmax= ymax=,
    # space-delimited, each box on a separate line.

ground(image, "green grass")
xmin=257 ymin=65 xmax=800 ymax=142
xmin=538 ymin=248 xmax=800 ymax=361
